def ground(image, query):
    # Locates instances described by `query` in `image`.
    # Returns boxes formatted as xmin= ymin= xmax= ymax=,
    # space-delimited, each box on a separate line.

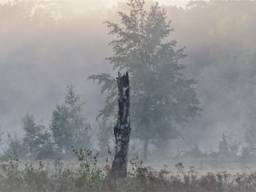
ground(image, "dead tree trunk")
xmin=111 ymin=72 xmax=131 ymax=178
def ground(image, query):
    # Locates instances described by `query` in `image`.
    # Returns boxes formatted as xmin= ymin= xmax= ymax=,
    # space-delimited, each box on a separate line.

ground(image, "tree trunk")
xmin=111 ymin=72 xmax=131 ymax=178
xmin=143 ymin=138 xmax=149 ymax=161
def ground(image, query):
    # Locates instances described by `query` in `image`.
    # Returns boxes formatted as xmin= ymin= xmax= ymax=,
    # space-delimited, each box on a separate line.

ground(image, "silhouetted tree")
xmin=111 ymin=72 xmax=131 ymax=178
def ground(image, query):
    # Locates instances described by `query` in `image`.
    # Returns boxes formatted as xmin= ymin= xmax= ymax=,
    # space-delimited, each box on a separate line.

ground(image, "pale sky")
xmin=0 ymin=0 xmax=192 ymax=8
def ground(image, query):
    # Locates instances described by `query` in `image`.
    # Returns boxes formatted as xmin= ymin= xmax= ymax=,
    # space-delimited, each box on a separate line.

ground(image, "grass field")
xmin=1 ymin=158 xmax=256 ymax=192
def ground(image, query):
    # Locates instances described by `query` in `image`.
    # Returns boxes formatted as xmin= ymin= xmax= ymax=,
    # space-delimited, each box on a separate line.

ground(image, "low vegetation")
xmin=1 ymin=154 xmax=256 ymax=192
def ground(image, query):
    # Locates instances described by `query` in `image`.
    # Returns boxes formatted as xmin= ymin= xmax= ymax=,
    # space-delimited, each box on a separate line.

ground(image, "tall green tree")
xmin=50 ymin=86 xmax=91 ymax=157
xmin=90 ymin=0 xmax=200 ymax=160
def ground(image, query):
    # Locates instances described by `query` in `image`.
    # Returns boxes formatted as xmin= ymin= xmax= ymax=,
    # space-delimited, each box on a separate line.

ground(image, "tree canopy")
xmin=90 ymin=0 xmax=200 ymax=159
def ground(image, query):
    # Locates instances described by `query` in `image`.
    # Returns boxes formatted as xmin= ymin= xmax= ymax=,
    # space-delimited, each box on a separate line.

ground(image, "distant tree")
xmin=1 ymin=134 xmax=26 ymax=161
xmin=180 ymin=144 xmax=205 ymax=159
xmin=97 ymin=117 xmax=113 ymax=156
xmin=90 ymin=0 xmax=200 ymax=160
xmin=245 ymin=126 xmax=256 ymax=149
xmin=244 ymin=116 xmax=256 ymax=157
xmin=245 ymin=112 xmax=256 ymax=149
xmin=22 ymin=115 xmax=55 ymax=160
xmin=50 ymin=86 xmax=91 ymax=157
xmin=218 ymin=134 xmax=229 ymax=156
xmin=0 ymin=128 xmax=3 ymax=145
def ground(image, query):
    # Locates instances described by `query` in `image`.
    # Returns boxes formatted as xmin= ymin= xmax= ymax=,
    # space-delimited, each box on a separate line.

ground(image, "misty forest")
xmin=1 ymin=0 xmax=256 ymax=191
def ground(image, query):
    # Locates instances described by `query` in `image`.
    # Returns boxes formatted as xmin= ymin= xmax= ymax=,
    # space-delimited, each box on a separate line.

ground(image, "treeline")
xmin=0 ymin=0 xmax=201 ymax=161
xmin=1 ymin=0 xmax=256 ymax=160
xmin=1 ymin=86 xmax=91 ymax=160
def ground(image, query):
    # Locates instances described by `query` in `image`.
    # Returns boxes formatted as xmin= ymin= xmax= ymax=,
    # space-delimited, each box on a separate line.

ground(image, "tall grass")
xmin=1 ymin=156 xmax=256 ymax=192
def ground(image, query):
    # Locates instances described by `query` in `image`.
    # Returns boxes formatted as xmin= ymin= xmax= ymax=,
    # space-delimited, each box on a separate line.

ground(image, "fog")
xmin=0 ymin=0 xmax=256 ymax=155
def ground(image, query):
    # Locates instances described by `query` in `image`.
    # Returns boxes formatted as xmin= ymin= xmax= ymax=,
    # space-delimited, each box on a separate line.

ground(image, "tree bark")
xmin=111 ymin=72 xmax=131 ymax=178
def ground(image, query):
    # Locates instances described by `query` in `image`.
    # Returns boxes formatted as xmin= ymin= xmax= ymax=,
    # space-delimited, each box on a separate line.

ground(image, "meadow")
xmin=1 ymin=157 xmax=256 ymax=192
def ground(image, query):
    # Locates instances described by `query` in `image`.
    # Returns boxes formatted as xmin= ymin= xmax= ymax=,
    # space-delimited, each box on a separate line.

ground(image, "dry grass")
xmin=1 ymin=158 xmax=256 ymax=192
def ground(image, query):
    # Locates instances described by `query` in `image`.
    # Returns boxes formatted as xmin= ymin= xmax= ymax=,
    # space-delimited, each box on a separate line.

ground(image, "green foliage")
xmin=1 ymin=85 xmax=91 ymax=160
xmin=90 ymin=0 xmax=200 ymax=158
xmin=1 ymin=135 xmax=27 ymax=161
xmin=50 ymin=86 xmax=91 ymax=157
xmin=2 ymin=116 xmax=55 ymax=161
xmin=22 ymin=115 xmax=55 ymax=160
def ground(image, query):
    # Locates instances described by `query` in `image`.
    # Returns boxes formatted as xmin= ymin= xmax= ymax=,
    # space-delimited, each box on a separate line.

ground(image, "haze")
xmin=0 ymin=0 xmax=192 ymax=8
xmin=0 ymin=0 xmax=256 ymax=156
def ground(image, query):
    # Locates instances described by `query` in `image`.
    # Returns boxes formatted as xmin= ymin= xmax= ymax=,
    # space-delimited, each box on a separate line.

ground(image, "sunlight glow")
xmin=0 ymin=0 xmax=192 ymax=8
xmin=0 ymin=0 xmax=192 ymax=19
